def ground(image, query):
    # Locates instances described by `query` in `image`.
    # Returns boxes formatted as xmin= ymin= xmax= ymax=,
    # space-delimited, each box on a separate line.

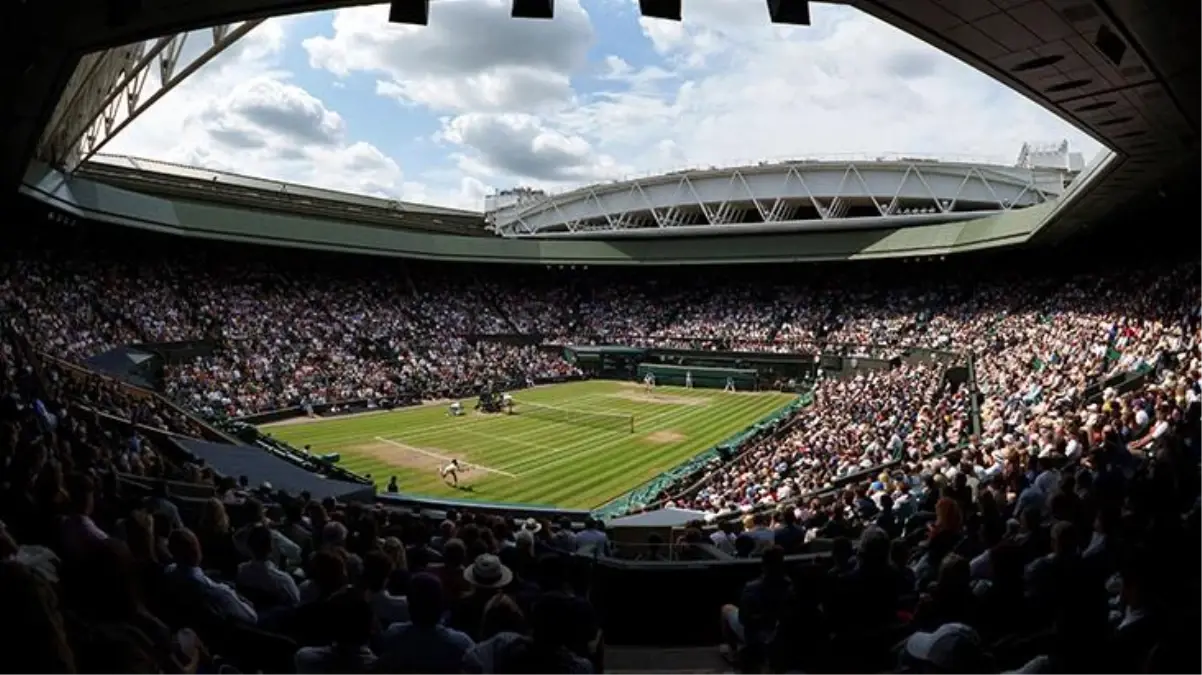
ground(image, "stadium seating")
xmin=0 ymin=218 xmax=1198 ymax=673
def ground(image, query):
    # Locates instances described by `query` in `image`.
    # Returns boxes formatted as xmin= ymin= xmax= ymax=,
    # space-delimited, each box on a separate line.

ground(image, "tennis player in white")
xmin=441 ymin=459 xmax=462 ymax=487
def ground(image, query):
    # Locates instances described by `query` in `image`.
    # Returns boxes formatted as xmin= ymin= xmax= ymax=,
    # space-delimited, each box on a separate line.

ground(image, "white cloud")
xmin=107 ymin=0 xmax=1101 ymax=209
xmin=437 ymin=113 xmax=623 ymax=183
xmin=303 ymin=0 xmax=594 ymax=112
xmin=104 ymin=19 xmax=479 ymax=208
xmin=563 ymin=1 xmax=1101 ymax=171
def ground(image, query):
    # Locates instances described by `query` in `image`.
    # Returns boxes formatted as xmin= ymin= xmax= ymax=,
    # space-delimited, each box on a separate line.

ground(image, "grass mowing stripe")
xmin=365 ymin=394 xmax=784 ymax=507
xmin=497 ymin=395 xmax=785 ymax=504
xmin=494 ymin=403 xmax=701 ymax=474
xmin=372 ymin=438 xmax=519 ymax=478
xmin=504 ymin=395 xmax=773 ymax=504
xmin=274 ymin=389 xmax=618 ymax=452
xmin=266 ymin=381 xmax=797 ymax=509
xmin=495 ymin=395 xmax=724 ymax=474
xmin=439 ymin=394 xmax=700 ymax=472
xmin=294 ymin=388 xmax=613 ymax=433
xmin=536 ymin=396 xmax=786 ymax=506
xmin=527 ymin=394 xmax=767 ymax=482
xmin=412 ymin=420 xmax=629 ymax=473
xmin=531 ymin=391 xmax=764 ymax=502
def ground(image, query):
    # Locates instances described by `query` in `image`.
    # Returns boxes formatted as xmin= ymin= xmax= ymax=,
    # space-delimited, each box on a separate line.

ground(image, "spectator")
xmin=359 ymin=549 xmax=410 ymax=625
xmin=236 ymin=524 xmax=301 ymax=609
xmin=163 ymin=528 xmax=258 ymax=625
xmin=376 ymin=572 xmax=474 ymax=673
xmin=720 ymin=546 xmax=794 ymax=669
xmin=294 ymin=588 xmax=378 ymax=673
xmin=451 ymin=553 xmax=514 ymax=640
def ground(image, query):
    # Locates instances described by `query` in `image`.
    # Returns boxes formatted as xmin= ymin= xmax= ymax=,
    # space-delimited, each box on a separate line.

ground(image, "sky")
xmin=104 ymin=0 xmax=1102 ymax=212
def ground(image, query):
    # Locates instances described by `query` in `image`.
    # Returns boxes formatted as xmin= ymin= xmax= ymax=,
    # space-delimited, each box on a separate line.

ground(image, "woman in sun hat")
xmin=451 ymin=555 xmax=515 ymax=640
xmin=464 ymin=554 xmax=514 ymax=590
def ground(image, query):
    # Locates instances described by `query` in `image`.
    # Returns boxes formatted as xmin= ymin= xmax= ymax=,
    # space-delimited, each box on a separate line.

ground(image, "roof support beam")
xmin=38 ymin=21 xmax=262 ymax=172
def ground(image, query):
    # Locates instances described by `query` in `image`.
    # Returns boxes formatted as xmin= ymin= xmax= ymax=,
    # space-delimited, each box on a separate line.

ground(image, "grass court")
xmin=261 ymin=379 xmax=796 ymax=510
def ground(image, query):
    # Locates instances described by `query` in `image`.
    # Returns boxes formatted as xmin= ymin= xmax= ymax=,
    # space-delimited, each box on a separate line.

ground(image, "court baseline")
xmin=372 ymin=437 xmax=519 ymax=478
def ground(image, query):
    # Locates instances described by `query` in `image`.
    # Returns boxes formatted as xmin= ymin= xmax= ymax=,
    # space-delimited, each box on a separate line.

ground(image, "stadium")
xmin=0 ymin=0 xmax=1198 ymax=673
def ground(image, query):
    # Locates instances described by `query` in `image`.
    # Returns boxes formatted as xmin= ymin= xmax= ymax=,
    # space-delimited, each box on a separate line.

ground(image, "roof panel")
xmin=1007 ymin=1 xmax=1077 ymax=41
xmin=975 ymin=12 xmax=1043 ymax=51
xmin=935 ymin=0 xmax=1000 ymax=23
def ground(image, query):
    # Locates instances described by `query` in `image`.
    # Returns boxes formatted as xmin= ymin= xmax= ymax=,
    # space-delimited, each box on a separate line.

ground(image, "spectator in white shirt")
xmin=234 ymin=498 xmax=302 ymax=569
xmin=236 ymin=524 xmax=301 ymax=608
xmin=573 ymin=518 xmax=610 ymax=557
xmin=164 ymin=528 xmax=257 ymax=625
xmin=60 ymin=474 xmax=109 ymax=560
xmin=709 ymin=521 xmax=737 ymax=555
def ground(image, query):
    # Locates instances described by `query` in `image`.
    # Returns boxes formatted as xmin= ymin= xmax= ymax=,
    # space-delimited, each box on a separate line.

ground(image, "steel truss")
xmin=492 ymin=162 xmax=1055 ymax=237
xmin=38 ymin=21 xmax=263 ymax=172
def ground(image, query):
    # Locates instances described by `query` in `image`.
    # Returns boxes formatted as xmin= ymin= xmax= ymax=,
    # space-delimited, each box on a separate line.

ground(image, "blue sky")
xmin=106 ymin=0 xmax=1101 ymax=210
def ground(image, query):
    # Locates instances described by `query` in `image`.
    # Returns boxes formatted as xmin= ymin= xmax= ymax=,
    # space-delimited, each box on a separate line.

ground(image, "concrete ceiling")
xmin=849 ymin=0 xmax=1198 ymax=241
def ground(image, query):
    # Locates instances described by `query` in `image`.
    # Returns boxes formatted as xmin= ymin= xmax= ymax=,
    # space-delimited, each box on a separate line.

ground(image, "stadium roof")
xmin=2 ymin=0 xmax=1196 ymax=246
xmin=78 ymin=153 xmax=492 ymax=237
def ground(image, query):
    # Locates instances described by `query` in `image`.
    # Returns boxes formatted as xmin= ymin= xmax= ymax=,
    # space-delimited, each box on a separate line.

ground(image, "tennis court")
xmin=260 ymin=380 xmax=796 ymax=510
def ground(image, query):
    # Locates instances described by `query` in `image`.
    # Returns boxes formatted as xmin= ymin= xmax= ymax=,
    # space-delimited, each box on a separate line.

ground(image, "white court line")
xmin=389 ymin=414 xmax=491 ymax=437
xmin=373 ymin=437 xmax=520 ymax=478
xmin=398 ymin=391 xmax=612 ymax=440
xmin=453 ymin=426 xmax=565 ymax=453
xmin=518 ymin=391 xmax=787 ymax=476
xmin=501 ymin=403 xmax=690 ymax=475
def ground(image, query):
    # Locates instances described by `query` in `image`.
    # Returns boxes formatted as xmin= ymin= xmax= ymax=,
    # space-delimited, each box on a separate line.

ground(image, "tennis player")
xmin=441 ymin=459 xmax=462 ymax=487
xmin=643 ymin=372 xmax=656 ymax=393
xmin=685 ymin=371 xmax=693 ymax=389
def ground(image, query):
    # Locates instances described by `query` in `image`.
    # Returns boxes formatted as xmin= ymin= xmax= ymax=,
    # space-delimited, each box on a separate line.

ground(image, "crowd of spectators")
xmin=2 ymin=321 xmax=610 ymax=672
xmin=0 ymin=224 xmax=1198 ymax=673
xmin=676 ymin=361 xmax=969 ymax=515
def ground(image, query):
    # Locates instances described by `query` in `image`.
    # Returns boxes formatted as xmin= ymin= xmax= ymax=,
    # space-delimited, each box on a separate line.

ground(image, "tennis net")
xmin=510 ymin=400 xmax=634 ymax=433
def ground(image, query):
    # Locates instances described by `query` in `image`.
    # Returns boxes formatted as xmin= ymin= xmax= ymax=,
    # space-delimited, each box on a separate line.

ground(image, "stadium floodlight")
xmin=388 ymin=0 xmax=430 ymax=25
xmin=512 ymin=0 xmax=554 ymax=19
xmin=766 ymin=0 xmax=811 ymax=25
xmin=639 ymin=0 xmax=682 ymax=21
